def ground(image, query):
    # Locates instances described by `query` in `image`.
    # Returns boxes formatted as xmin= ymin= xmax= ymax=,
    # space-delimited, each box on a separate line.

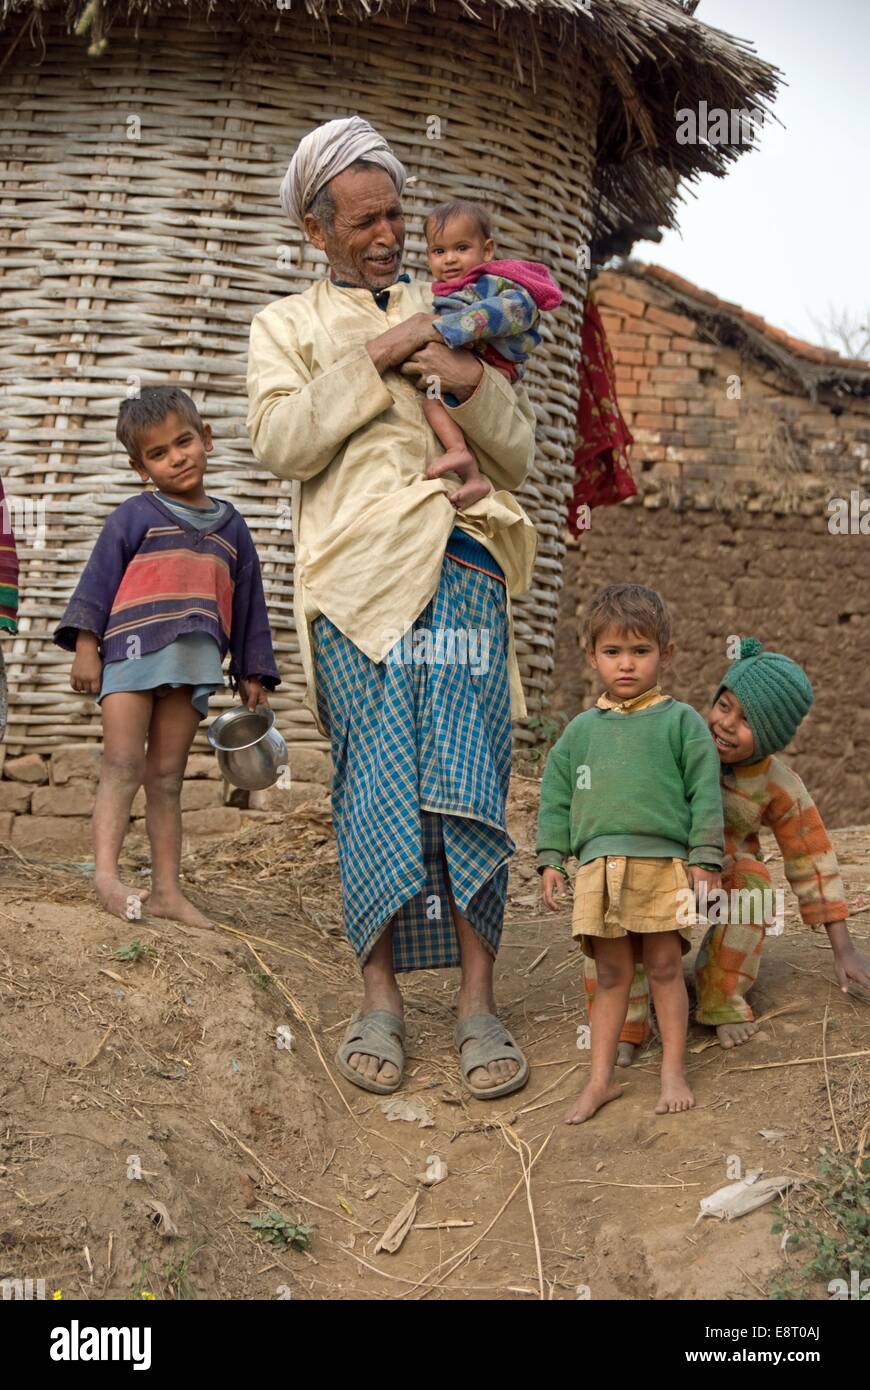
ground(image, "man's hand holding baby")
xmin=401 ymin=341 xmax=484 ymax=402
xmin=366 ymin=312 xmax=440 ymax=375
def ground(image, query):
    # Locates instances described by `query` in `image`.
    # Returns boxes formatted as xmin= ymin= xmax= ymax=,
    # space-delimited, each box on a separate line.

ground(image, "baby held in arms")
xmin=421 ymin=199 xmax=561 ymax=511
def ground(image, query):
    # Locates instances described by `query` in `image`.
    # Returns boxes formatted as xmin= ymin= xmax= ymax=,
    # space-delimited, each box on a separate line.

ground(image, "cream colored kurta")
xmin=246 ymin=276 xmax=538 ymax=734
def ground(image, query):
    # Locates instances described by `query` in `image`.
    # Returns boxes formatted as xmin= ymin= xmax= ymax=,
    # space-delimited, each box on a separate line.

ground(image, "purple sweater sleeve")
xmin=54 ymin=505 xmax=139 ymax=651
xmin=228 ymin=522 xmax=280 ymax=690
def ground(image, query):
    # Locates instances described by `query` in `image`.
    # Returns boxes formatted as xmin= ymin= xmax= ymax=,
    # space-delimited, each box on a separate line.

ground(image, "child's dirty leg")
xmin=694 ymin=916 xmax=765 ymax=1047
xmin=584 ymin=957 xmax=651 ymax=1064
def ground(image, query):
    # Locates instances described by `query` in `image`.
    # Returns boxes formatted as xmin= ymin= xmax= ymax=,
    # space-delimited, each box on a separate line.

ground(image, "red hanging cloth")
xmin=568 ymin=299 xmax=637 ymax=536
xmin=0 ymin=475 xmax=19 ymax=634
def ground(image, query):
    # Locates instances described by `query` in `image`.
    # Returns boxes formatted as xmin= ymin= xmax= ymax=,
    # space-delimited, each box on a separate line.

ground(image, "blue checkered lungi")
xmin=312 ymin=554 xmax=515 ymax=972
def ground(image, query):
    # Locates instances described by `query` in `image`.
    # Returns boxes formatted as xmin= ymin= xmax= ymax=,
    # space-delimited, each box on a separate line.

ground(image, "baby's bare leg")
xmin=94 ymin=692 xmax=153 ymax=921
xmin=423 ymin=394 xmax=473 ymax=463
xmin=143 ymin=688 xmax=213 ymax=930
xmin=422 ymin=397 xmax=492 ymax=510
xmin=643 ymin=932 xmax=695 ymax=1114
xmin=565 ymin=937 xmax=632 ymax=1124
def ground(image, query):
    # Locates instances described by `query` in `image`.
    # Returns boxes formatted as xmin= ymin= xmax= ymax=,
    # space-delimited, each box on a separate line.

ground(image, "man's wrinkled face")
xmin=304 ymin=167 xmax=405 ymax=291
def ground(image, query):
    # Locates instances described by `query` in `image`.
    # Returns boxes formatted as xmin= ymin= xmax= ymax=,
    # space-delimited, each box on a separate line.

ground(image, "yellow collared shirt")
xmin=246 ymin=277 xmax=538 ymax=733
xmin=595 ymin=684 xmax=669 ymax=713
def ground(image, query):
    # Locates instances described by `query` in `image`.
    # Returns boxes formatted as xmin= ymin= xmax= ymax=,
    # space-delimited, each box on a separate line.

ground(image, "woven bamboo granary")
xmin=0 ymin=0 xmax=778 ymax=756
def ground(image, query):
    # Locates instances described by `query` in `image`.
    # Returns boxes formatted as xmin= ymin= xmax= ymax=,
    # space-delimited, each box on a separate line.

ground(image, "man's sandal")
xmin=454 ymin=1013 xmax=530 ymax=1101
xmin=335 ymin=1010 xmax=406 ymax=1095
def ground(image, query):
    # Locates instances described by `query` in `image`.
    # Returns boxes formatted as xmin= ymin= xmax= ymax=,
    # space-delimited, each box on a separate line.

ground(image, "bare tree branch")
xmin=809 ymin=305 xmax=870 ymax=360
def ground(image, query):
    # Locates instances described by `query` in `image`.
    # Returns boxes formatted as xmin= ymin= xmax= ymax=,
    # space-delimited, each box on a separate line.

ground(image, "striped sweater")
xmin=54 ymin=493 xmax=280 ymax=689
xmin=722 ymin=755 xmax=847 ymax=926
xmin=0 ymin=476 xmax=20 ymax=634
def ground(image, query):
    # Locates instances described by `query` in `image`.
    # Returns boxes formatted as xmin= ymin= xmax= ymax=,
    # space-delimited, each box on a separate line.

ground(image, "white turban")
xmin=280 ymin=115 xmax=406 ymax=227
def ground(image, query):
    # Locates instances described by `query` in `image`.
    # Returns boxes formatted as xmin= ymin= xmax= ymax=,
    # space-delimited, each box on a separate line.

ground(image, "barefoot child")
xmin=700 ymin=638 xmax=870 ymax=1041
xmin=536 ymin=584 xmax=724 ymax=1122
xmin=421 ymin=200 xmax=561 ymax=511
xmin=54 ymin=386 xmax=280 ymax=928
xmin=589 ymin=638 xmax=870 ymax=1059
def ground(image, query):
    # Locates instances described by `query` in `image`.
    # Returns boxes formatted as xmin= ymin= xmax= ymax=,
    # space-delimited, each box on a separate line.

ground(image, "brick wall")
xmin=554 ymin=520 xmax=870 ymax=828
xmin=553 ymin=267 xmax=870 ymax=829
xmin=0 ymin=744 xmax=332 ymax=856
xmin=596 ymin=268 xmax=870 ymax=510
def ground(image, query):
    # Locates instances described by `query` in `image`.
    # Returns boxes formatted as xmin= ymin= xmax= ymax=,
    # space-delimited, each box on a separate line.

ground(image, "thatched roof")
xmin=1 ymin=0 xmax=780 ymax=241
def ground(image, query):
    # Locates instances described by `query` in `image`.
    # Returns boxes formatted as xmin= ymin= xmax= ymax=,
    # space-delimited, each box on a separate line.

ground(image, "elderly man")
xmin=247 ymin=116 xmax=537 ymax=1100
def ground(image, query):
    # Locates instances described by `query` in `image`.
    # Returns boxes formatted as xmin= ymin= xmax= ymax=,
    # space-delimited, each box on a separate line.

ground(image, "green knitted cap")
xmin=713 ymin=637 xmax=814 ymax=759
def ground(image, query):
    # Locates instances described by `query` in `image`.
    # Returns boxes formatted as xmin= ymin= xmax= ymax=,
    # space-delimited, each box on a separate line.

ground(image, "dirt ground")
xmin=1 ymin=780 xmax=868 ymax=1302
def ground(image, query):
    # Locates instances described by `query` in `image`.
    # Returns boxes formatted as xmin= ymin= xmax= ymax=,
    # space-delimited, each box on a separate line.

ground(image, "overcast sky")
xmin=633 ymin=0 xmax=869 ymax=351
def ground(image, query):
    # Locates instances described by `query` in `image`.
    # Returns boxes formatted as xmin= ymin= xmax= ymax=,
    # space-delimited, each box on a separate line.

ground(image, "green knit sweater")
xmin=535 ymin=698 xmax=724 ymax=871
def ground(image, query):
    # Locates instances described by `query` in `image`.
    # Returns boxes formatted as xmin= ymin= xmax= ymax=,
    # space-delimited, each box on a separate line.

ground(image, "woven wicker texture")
xmin=0 ymin=5 xmax=600 ymax=752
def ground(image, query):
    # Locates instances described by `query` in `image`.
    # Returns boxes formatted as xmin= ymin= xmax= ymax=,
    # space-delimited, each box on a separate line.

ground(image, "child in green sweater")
xmin=537 ymin=584 xmax=724 ymax=1122
xmin=610 ymin=638 xmax=870 ymax=1056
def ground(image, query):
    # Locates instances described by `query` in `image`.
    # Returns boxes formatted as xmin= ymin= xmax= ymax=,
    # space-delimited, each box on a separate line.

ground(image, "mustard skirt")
xmin=572 ymin=855 xmax=696 ymax=957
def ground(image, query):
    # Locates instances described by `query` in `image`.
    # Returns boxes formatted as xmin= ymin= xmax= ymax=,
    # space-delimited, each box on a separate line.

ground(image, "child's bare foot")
xmin=425 ymin=443 xmax=476 ymax=482
xmin=425 ymin=444 xmax=493 ymax=511
xmin=717 ymin=1021 xmax=757 ymax=1048
xmin=564 ymin=1078 xmax=624 ymax=1124
xmin=146 ymin=890 xmax=213 ymax=931
xmin=655 ymin=1070 xmax=695 ymax=1114
xmin=95 ymin=873 xmax=150 ymax=922
xmin=615 ymin=1042 xmax=637 ymax=1068
xmin=450 ymin=475 xmax=494 ymax=512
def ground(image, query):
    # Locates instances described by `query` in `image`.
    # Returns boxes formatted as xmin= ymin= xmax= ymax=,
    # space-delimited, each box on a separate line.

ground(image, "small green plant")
xmin=249 ymin=970 xmax=273 ymax=990
xmin=243 ymin=1210 xmax=313 ymax=1252
xmin=526 ymin=701 xmax=569 ymax=764
xmin=769 ymin=1150 xmax=869 ymax=1299
xmin=768 ymin=1272 xmax=802 ymax=1301
xmin=115 ymin=939 xmax=150 ymax=963
xmin=132 ymin=1262 xmax=154 ymax=1300
xmin=161 ymin=1245 xmax=203 ymax=1301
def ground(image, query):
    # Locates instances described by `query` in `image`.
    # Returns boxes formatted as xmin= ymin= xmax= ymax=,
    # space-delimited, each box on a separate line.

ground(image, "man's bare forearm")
xmin=366 ymin=312 xmax=439 ymax=376
xmin=366 ymin=336 xmax=397 ymax=375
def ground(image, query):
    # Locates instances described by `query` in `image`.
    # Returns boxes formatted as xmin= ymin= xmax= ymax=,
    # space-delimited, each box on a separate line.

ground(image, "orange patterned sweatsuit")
xmin=583 ymin=754 xmax=848 ymax=1036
